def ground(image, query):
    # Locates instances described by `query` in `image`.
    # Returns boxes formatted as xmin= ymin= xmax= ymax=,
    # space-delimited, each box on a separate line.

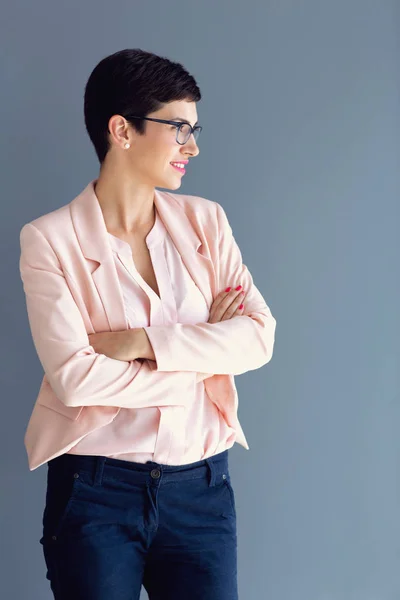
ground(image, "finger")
xmin=207 ymin=290 xmax=232 ymax=321
xmin=209 ymin=290 xmax=245 ymax=323
xmin=212 ymin=288 xmax=244 ymax=315
xmin=209 ymin=288 xmax=236 ymax=313
xmin=221 ymin=296 xmax=245 ymax=321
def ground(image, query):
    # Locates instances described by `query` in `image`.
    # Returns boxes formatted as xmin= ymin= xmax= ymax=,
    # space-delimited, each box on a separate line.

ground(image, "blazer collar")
xmin=70 ymin=179 xmax=203 ymax=263
xmin=69 ymin=179 xmax=214 ymax=330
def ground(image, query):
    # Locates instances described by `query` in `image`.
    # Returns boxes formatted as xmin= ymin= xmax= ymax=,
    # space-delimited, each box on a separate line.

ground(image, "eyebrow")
xmin=170 ymin=116 xmax=200 ymax=126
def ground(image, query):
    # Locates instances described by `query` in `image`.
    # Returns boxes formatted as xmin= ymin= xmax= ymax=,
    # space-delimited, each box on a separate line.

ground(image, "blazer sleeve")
xmin=19 ymin=223 xmax=199 ymax=409
xmin=142 ymin=202 xmax=277 ymax=376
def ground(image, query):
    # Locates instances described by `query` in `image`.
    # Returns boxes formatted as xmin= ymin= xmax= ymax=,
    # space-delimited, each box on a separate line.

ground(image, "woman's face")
xmin=120 ymin=99 xmax=200 ymax=190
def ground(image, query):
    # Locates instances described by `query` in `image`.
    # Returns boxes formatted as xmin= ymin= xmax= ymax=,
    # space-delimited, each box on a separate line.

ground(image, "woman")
xmin=19 ymin=48 xmax=276 ymax=600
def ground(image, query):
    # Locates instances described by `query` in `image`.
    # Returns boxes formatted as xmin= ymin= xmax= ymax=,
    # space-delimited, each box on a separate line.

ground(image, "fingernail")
xmin=235 ymin=285 xmax=242 ymax=290
xmin=239 ymin=304 xmax=244 ymax=309
xmin=225 ymin=287 xmax=231 ymax=292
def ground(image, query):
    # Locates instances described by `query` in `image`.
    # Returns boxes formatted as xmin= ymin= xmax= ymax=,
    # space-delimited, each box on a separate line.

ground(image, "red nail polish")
xmin=235 ymin=285 xmax=242 ymax=291
xmin=225 ymin=287 xmax=231 ymax=292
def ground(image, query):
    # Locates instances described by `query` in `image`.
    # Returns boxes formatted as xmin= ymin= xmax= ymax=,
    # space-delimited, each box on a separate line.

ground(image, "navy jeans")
xmin=40 ymin=449 xmax=238 ymax=599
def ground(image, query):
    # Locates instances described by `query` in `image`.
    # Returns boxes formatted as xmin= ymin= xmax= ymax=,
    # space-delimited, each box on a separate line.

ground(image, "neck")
xmin=94 ymin=162 xmax=156 ymax=235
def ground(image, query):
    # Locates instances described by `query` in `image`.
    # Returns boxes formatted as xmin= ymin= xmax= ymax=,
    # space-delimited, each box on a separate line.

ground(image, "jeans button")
xmin=151 ymin=469 xmax=161 ymax=479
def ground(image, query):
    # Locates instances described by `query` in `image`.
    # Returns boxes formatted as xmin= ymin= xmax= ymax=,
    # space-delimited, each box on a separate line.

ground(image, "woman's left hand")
xmin=88 ymin=330 xmax=138 ymax=362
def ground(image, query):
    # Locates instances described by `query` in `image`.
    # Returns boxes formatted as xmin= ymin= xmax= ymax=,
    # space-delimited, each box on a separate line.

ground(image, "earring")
xmin=124 ymin=143 xmax=130 ymax=149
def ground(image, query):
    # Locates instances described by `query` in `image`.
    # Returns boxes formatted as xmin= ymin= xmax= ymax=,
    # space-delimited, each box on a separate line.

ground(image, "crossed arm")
xmin=88 ymin=328 xmax=155 ymax=363
xmin=19 ymin=202 xmax=276 ymax=409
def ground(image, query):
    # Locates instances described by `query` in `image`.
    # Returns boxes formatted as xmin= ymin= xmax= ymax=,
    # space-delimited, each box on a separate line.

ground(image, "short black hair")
xmin=83 ymin=48 xmax=202 ymax=164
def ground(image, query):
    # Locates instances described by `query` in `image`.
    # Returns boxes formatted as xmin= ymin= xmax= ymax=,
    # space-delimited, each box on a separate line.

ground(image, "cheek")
xmin=134 ymin=149 xmax=163 ymax=171
xmin=134 ymin=136 xmax=177 ymax=173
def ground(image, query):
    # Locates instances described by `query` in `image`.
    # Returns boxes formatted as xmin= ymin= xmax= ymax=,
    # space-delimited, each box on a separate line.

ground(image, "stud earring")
xmin=124 ymin=143 xmax=130 ymax=149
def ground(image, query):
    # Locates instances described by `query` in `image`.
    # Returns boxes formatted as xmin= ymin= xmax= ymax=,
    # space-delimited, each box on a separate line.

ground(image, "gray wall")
xmin=1 ymin=1 xmax=399 ymax=599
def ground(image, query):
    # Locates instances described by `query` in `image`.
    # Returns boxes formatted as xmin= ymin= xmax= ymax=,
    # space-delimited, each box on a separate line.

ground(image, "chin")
xmin=159 ymin=178 xmax=183 ymax=191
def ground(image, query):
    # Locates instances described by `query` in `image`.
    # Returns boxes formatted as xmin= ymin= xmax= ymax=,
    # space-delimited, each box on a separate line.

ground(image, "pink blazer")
xmin=19 ymin=179 xmax=277 ymax=471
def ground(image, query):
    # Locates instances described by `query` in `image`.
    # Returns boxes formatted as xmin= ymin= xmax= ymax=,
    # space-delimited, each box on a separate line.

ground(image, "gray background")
xmin=1 ymin=1 xmax=399 ymax=599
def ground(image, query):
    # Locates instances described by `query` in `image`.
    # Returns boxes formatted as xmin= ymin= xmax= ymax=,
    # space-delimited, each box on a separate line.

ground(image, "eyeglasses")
xmin=127 ymin=116 xmax=202 ymax=145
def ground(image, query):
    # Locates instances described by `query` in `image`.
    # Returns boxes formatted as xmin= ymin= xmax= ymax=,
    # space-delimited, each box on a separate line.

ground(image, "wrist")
xmin=135 ymin=328 xmax=156 ymax=361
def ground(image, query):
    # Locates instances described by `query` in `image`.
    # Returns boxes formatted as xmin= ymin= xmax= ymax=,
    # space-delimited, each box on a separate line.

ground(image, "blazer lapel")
xmin=153 ymin=187 xmax=216 ymax=308
xmin=69 ymin=179 xmax=215 ymax=333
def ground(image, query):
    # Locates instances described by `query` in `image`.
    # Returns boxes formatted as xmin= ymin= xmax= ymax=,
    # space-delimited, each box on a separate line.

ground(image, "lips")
xmin=170 ymin=163 xmax=186 ymax=174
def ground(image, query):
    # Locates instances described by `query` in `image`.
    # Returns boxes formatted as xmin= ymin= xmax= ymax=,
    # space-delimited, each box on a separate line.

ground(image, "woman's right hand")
xmin=207 ymin=286 xmax=246 ymax=323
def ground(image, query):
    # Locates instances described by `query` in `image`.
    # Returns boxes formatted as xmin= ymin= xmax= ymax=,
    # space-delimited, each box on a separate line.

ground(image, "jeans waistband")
xmin=47 ymin=449 xmax=230 ymax=488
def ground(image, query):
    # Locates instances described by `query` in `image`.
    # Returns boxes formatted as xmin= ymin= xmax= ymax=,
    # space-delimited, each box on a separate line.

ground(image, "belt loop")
xmin=205 ymin=457 xmax=217 ymax=487
xmin=93 ymin=456 xmax=106 ymax=487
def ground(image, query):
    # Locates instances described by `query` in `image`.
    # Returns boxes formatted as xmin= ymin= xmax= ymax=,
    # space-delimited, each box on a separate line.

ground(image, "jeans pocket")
xmin=223 ymin=476 xmax=237 ymax=518
xmin=40 ymin=469 xmax=84 ymax=544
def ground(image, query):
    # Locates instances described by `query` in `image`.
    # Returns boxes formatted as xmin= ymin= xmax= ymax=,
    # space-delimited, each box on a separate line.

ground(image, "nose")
xmin=184 ymin=133 xmax=200 ymax=157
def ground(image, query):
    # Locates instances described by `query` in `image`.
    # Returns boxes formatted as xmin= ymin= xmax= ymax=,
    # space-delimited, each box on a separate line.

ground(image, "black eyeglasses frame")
xmin=127 ymin=115 xmax=202 ymax=145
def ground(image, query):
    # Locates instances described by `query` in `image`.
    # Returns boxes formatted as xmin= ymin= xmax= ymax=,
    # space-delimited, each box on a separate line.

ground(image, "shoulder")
xmin=19 ymin=202 xmax=71 ymax=241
